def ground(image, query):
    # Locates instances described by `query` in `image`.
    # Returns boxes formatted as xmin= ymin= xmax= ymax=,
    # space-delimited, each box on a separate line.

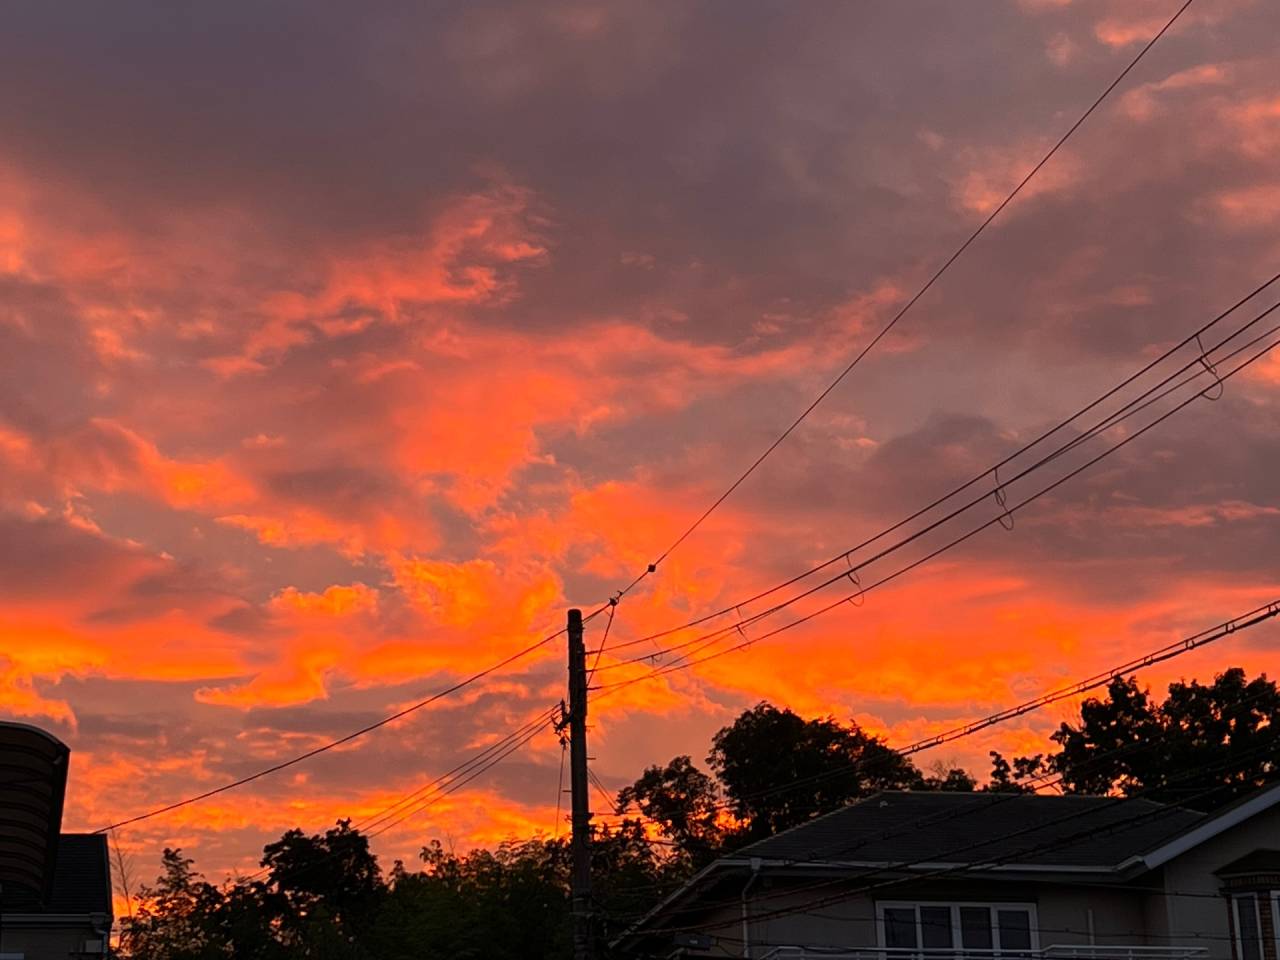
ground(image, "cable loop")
xmin=845 ymin=568 xmax=865 ymax=607
xmin=992 ymin=465 xmax=1015 ymax=531
xmin=1195 ymin=333 xmax=1225 ymax=400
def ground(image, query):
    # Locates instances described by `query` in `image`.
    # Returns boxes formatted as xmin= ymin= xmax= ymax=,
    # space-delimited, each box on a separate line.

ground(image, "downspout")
xmin=741 ymin=857 xmax=763 ymax=959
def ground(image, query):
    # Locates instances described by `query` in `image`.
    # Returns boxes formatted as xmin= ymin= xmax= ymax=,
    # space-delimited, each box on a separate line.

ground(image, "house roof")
xmin=1127 ymin=780 xmax=1280 ymax=871
xmin=735 ymin=791 xmax=1205 ymax=869
xmin=1216 ymin=849 xmax=1280 ymax=876
xmin=615 ymin=783 xmax=1280 ymax=954
xmin=2 ymin=834 xmax=113 ymax=917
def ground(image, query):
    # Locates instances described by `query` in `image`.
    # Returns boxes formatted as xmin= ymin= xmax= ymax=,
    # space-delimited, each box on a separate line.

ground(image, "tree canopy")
xmin=121 ymin=823 xmax=678 ymax=960
xmin=1050 ymin=667 xmax=1280 ymax=807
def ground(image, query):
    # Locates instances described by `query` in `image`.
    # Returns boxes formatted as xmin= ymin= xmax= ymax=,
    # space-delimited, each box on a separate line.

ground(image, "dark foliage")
xmin=1050 ymin=667 xmax=1280 ymax=807
xmin=121 ymin=823 xmax=678 ymax=960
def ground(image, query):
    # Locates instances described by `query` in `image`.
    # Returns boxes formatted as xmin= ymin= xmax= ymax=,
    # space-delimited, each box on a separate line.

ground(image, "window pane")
xmin=997 ymin=909 xmax=1032 ymax=956
xmin=1237 ymin=896 xmax=1262 ymax=960
xmin=886 ymin=907 xmax=919 ymax=949
xmin=962 ymin=907 xmax=994 ymax=951
xmin=921 ymin=906 xmax=953 ymax=949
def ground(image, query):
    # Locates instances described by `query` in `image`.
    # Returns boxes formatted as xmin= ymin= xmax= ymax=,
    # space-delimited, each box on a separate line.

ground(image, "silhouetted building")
xmin=0 ymin=722 xmax=112 ymax=959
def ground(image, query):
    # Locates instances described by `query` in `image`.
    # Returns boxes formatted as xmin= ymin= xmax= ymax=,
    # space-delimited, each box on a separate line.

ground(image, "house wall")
xmin=1032 ymin=882 xmax=1151 ymax=947
xmin=735 ymin=875 xmax=1153 ymax=955
xmin=0 ymin=920 xmax=103 ymax=960
xmin=1155 ymin=803 xmax=1280 ymax=960
xmin=749 ymin=876 xmax=879 ymax=952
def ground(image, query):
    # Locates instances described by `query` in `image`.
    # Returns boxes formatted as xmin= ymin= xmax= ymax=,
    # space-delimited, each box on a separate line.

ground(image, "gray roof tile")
xmin=738 ymin=791 xmax=1205 ymax=868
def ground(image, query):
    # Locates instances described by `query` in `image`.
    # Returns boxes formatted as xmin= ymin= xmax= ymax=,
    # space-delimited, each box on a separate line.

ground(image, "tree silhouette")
xmin=1051 ymin=667 xmax=1280 ymax=807
xmin=616 ymin=755 xmax=724 ymax=866
xmin=709 ymin=702 xmax=923 ymax=839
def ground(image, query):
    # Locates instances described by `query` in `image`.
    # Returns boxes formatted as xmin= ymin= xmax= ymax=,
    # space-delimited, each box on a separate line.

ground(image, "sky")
xmin=2 ymin=0 xmax=1279 ymax=887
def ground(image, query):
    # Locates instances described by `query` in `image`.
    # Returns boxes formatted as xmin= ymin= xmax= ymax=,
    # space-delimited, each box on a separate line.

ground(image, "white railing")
xmin=761 ymin=947 xmax=1210 ymax=960
xmin=1044 ymin=949 xmax=1209 ymax=960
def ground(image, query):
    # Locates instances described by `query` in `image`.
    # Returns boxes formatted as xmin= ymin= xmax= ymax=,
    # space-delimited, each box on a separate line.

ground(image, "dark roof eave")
xmin=610 ymin=857 xmax=741 ymax=951
xmin=1121 ymin=781 xmax=1280 ymax=872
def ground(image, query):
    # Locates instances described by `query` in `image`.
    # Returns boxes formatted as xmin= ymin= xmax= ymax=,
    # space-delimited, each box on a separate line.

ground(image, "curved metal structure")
xmin=0 ymin=721 xmax=69 ymax=906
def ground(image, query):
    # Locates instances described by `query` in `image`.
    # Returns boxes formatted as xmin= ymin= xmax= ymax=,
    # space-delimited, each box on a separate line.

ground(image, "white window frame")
xmin=876 ymin=900 xmax=1041 ymax=955
xmin=1231 ymin=894 xmax=1265 ymax=960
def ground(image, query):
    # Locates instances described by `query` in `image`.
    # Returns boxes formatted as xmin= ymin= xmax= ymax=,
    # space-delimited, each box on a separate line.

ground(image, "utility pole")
xmin=567 ymin=608 xmax=594 ymax=960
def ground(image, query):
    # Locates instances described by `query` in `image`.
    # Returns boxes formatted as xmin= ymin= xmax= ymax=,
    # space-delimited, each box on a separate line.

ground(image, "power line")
xmin=600 ymin=634 xmax=1280 ymax=922
xmin=605 ymin=0 xmax=1198 ymax=601
xmin=608 ymin=597 xmax=1277 ymax=841
xmin=741 ymin=677 xmax=1280 ymax=875
xmin=367 ymin=722 xmax=551 ymax=840
xmin=609 ymin=729 xmax=1190 ymax=919
xmin=632 ymin=741 xmax=1278 ymax=940
xmin=726 ymin=598 xmax=1279 ymax=819
xmin=240 ymin=726 xmax=551 ymax=888
xmin=715 ymin=921 xmax=1243 ymax=952
xmin=96 ymin=633 xmax=571 ymax=833
xmin=235 ymin=705 xmax=561 ymax=886
xmin=588 ymin=768 xmax=619 ymax=816
xmin=734 ymin=756 xmax=1273 ymax=930
xmin=586 ymin=601 xmax=618 ymax=685
xmin=600 ymin=272 xmax=1280 ymax=657
xmin=357 ymin=706 xmax=559 ymax=836
xmin=593 ymin=313 xmax=1280 ymax=693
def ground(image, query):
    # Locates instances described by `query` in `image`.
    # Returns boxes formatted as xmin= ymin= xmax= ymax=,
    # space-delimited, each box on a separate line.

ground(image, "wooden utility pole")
xmin=567 ymin=608 xmax=593 ymax=960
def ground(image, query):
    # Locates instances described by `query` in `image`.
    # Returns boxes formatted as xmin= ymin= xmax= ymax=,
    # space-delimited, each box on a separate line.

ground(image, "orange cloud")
xmin=1120 ymin=64 xmax=1231 ymax=121
xmin=324 ymin=185 xmax=547 ymax=312
xmin=271 ymin=583 xmax=380 ymax=617
xmin=949 ymin=140 xmax=1081 ymax=216
xmin=1226 ymin=94 xmax=1280 ymax=159
xmin=1093 ymin=2 xmax=1246 ymax=50
xmin=1094 ymin=13 xmax=1171 ymax=48
xmin=1214 ymin=183 xmax=1280 ymax=228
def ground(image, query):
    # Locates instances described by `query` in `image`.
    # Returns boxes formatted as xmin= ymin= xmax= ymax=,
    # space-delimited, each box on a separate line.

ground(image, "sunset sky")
xmin=2 ymin=0 xmax=1279 ymax=883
